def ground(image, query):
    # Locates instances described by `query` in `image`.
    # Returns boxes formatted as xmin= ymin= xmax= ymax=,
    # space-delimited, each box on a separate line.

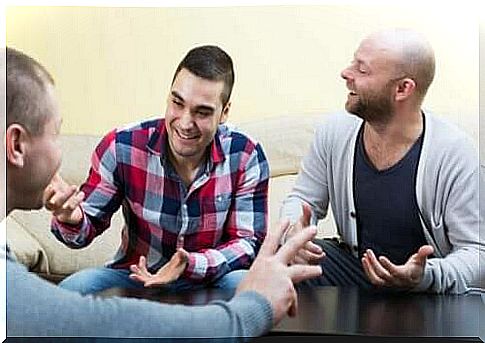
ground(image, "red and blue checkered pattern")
xmin=52 ymin=118 xmax=269 ymax=283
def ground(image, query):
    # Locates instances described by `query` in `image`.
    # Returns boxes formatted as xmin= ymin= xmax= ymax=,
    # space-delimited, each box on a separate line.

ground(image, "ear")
xmin=220 ymin=101 xmax=231 ymax=124
xmin=395 ymin=78 xmax=416 ymax=102
xmin=5 ymin=124 xmax=29 ymax=168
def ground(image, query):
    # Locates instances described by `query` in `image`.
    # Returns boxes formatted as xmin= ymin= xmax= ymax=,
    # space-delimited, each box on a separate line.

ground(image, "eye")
xmin=196 ymin=111 xmax=212 ymax=117
xmin=357 ymin=64 xmax=367 ymax=74
xmin=172 ymin=99 xmax=183 ymax=107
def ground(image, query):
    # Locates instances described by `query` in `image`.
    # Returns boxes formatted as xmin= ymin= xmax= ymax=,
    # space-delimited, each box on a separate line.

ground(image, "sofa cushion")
xmin=6 ymin=216 xmax=46 ymax=270
xmin=236 ymin=114 xmax=327 ymax=177
xmin=8 ymin=208 xmax=123 ymax=277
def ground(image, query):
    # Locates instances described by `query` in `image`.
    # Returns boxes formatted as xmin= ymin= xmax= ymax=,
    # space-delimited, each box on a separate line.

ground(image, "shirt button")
xmin=350 ymin=211 xmax=356 ymax=218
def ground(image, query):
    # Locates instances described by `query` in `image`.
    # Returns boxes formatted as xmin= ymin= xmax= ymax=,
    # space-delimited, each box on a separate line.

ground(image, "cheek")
xmin=48 ymin=142 xmax=62 ymax=172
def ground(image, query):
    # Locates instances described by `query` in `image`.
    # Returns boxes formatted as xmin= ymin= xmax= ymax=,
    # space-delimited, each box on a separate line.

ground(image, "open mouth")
xmin=175 ymin=128 xmax=200 ymax=141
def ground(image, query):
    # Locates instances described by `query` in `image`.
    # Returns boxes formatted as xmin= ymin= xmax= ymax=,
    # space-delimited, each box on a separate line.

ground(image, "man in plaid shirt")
xmin=45 ymin=46 xmax=270 ymax=295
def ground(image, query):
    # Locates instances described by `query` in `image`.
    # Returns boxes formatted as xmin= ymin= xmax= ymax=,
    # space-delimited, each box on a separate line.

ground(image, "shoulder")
xmin=107 ymin=116 xmax=162 ymax=148
xmin=218 ymin=123 xmax=266 ymax=158
xmin=424 ymin=112 xmax=477 ymax=158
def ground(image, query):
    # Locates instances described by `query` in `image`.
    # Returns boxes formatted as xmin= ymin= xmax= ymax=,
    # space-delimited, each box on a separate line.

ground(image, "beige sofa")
xmin=6 ymin=114 xmax=338 ymax=282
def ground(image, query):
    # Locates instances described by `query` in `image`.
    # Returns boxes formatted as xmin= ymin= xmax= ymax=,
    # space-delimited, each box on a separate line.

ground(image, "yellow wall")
xmin=6 ymin=5 xmax=479 ymax=139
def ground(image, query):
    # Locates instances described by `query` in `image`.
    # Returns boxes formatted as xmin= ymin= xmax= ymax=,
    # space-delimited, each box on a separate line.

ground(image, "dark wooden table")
xmin=97 ymin=286 xmax=485 ymax=340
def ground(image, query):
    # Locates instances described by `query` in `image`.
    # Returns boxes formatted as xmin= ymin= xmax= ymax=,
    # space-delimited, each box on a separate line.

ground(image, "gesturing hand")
xmin=284 ymin=203 xmax=325 ymax=265
xmin=129 ymin=248 xmax=189 ymax=287
xmin=43 ymin=173 xmax=85 ymax=225
xmin=361 ymin=245 xmax=434 ymax=289
xmin=236 ymin=220 xmax=323 ymax=325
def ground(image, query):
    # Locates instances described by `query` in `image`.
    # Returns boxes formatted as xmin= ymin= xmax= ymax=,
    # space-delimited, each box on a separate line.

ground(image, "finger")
xmin=287 ymin=264 xmax=322 ymax=283
xmin=365 ymin=250 xmax=393 ymax=282
xmin=43 ymin=185 xmax=56 ymax=205
xmin=137 ymin=256 xmax=152 ymax=277
xmin=305 ymin=241 xmax=323 ymax=255
xmin=47 ymin=185 xmax=78 ymax=209
xmin=414 ymin=245 xmax=434 ymax=265
xmin=362 ymin=256 xmax=386 ymax=286
xmin=288 ymin=287 xmax=298 ymax=318
xmin=295 ymin=248 xmax=325 ymax=265
xmin=277 ymin=226 xmax=317 ymax=264
xmin=378 ymin=255 xmax=403 ymax=278
xmin=129 ymin=272 xmax=146 ymax=283
xmin=62 ymin=191 xmax=85 ymax=210
xmin=259 ymin=219 xmax=290 ymax=257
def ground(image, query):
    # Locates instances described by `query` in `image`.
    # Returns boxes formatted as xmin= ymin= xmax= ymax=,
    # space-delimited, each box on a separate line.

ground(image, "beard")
xmin=346 ymin=83 xmax=395 ymax=124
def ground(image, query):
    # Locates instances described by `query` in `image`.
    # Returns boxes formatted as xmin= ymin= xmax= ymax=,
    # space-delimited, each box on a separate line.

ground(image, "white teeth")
xmin=177 ymin=130 xmax=197 ymax=140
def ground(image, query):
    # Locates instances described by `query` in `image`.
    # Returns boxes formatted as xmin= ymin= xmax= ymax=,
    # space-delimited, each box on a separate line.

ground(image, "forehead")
xmin=354 ymin=37 xmax=400 ymax=72
xmin=171 ymin=68 xmax=225 ymax=107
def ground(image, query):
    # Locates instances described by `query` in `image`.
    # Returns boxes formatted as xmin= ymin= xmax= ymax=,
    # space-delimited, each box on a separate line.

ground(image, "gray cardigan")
xmin=5 ymin=251 xmax=272 ymax=339
xmin=282 ymin=111 xmax=484 ymax=294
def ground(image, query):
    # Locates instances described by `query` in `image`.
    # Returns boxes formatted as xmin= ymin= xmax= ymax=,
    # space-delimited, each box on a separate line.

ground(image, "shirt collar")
xmin=146 ymin=119 xmax=225 ymax=167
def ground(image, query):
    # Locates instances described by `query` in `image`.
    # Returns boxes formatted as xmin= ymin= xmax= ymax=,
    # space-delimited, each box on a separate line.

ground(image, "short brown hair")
xmin=7 ymin=47 xmax=55 ymax=135
xmin=172 ymin=45 xmax=235 ymax=108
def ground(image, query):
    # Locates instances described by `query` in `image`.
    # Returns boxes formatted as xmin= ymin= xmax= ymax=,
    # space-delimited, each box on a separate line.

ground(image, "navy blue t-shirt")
xmin=354 ymin=124 xmax=428 ymax=265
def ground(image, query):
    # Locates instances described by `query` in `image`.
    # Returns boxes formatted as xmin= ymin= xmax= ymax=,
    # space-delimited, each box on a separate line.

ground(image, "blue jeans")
xmin=58 ymin=267 xmax=247 ymax=295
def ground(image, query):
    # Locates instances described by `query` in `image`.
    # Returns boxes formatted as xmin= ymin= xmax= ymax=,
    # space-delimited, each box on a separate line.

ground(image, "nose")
xmin=178 ymin=110 xmax=194 ymax=130
xmin=340 ymin=66 xmax=352 ymax=81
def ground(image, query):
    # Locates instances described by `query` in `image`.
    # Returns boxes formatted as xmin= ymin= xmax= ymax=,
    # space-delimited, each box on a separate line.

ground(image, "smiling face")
xmin=164 ymin=68 xmax=229 ymax=168
xmin=340 ymin=37 xmax=402 ymax=124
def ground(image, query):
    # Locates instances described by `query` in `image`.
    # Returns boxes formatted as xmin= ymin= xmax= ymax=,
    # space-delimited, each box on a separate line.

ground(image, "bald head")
xmin=363 ymin=28 xmax=435 ymax=101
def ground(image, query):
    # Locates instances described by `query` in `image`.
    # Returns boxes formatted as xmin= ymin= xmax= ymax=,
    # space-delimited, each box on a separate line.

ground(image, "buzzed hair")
xmin=7 ymin=47 xmax=55 ymax=135
xmin=372 ymin=29 xmax=435 ymax=102
xmin=172 ymin=45 xmax=235 ymax=108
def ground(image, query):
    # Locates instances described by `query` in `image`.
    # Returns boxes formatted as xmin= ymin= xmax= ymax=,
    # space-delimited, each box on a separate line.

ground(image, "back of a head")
xmin=173 ymin=45 xmax=235 ymax=107
xmin=6 ymin=47 xmax=55 ymax=136
xmin=371 ymin=29 xmax=436 ymax=101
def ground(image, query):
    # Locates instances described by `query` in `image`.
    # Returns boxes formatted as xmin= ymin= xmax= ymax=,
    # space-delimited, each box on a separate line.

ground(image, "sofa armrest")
xmin=6 ymin=216 xmax=49 ymax=272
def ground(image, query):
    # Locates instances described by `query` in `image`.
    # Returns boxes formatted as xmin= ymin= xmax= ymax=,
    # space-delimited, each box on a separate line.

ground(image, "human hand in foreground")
xmin=236 ymin=220 xmax=323 ymax=325
xmin=361 ymin=245 xmax=434 ymax=289
xmin=43 ymin=173 xmax=84 ymax=225
xmin=283 ymin=203 xmax=325 ymax=265
xmin=129 ymin=248 xmax=189 ymax=287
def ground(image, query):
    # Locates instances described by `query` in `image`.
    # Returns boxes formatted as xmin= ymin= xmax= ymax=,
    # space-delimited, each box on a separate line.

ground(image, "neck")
xmin=4 ymin=181 xmax=17 ymax=219
xmin=365 ymin=108 xmax=423 ymax=146
xmin=168 ymin=149 xmax=207 ymax=187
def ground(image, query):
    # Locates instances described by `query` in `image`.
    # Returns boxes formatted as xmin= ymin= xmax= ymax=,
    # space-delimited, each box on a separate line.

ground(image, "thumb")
xmin=415 ymin=245 xmax=434 ymax=264
xmin=300 ymin=202 xmax=312 ymax=227
xmin=176 ymin=248 xmax=190 ymax=262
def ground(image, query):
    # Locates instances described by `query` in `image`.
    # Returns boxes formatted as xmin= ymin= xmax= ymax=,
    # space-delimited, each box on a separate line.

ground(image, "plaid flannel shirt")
xmin=52 ymin=118 xmax=269 ymax=283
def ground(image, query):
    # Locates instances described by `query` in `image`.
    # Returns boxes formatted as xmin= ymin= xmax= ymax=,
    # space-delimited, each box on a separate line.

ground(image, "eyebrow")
xmin=171 ymin=91 xmax=184 ymax=102
xmin=171 ymin=90 xmax=216 ymax=113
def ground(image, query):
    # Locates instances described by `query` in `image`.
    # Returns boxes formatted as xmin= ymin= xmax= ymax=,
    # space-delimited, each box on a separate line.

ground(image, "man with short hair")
xmin=281 ymin=29 xmax=484 ymax=294
xmin=45 ymin=45 xmax=270 ymax=295
xmin=4 ymin=46 xmax=322 ymax=338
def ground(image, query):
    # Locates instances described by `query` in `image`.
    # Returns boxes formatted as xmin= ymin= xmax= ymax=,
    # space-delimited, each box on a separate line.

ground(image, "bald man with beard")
xmin=281 ymin=29 xmax=484 ymax=294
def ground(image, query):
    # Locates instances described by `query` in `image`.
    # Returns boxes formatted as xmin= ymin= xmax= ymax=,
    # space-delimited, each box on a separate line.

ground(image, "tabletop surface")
xmin=97 ymin=286 xmax=485 ymax=338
